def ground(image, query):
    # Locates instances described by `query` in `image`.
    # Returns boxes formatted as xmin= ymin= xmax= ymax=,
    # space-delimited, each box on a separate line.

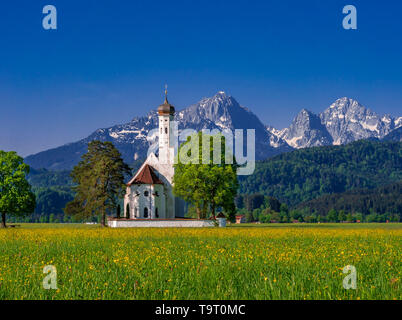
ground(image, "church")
xmin=122 ymin=90 xmax=185 ymax=220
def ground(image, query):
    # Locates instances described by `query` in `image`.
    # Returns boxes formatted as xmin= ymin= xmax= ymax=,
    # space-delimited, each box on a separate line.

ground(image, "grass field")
xmin=0 ymin=223 xmax=400 ymax=300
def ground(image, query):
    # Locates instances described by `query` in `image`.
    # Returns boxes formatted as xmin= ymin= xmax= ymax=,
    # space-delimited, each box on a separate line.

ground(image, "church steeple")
xmin=158 ymin=85 xmax=175 ymax=165
xmin=158 ymin=84 xmax=175 ymax=115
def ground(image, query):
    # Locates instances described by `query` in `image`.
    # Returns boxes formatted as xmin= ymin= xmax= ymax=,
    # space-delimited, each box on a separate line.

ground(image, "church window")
xmin=144 ymin=190 xmax=149 ymax=197
xmin=144 ymin=207 xmax=148 ymax=218
xmin=165 ymin=127 xmax=168 ymax=134
xmin=126 ymin=204 xmax=130 ymax=219
xmin=160 ymin=128 xmax=162 ymax=133
xmin=155 ymin=207 xmax=159 ymax=218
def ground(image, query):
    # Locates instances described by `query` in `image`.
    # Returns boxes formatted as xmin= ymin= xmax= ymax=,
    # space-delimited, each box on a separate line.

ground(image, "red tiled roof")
xmin=129 ymin=164 xmax=164 ymax=185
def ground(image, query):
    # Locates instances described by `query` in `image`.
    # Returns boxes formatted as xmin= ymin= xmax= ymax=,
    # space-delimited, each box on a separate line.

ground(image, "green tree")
xmin=355 ymin=212 xmax=363 ymax=222
xmin=290 ymin=209 xmax=303 ymax=222
xmin=346 ymin=213 xmax=354 ymax=222
xmin=338 ymin=210 xmax=346 ymax=222
xmin=173 ymin=132 xmax=239 ymax=219
xmin=245 ymin=210 xmax=255 ymax=223
xmin=64 ymin=141 xmax=131 ymax=226
xmin=0 ymin=151 xmax=36 ymax=228
xmin=270 ymin=211 xmax=281 ymax=222
xmin=327 ymin=209 xmax=338 ymax=222
xmin=224 ymin=201 xmax=237 ymax=223
xmin=279 ymin=203 xmax=289 ymax=215
xmin=366 ymin=213 xmax=378 ymax=223
xmin=252 ymin=208 xmax=261 ymax=221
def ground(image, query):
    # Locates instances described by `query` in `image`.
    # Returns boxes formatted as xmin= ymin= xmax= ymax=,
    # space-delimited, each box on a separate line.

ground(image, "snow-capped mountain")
xmin=269 ymin=97 xmax=401 ymax=148
xmin=320 ymin=97 xmax=397 ymax=145
xmin=25 ymin=92 xmax=291 ymax=170
xmin=274 ymin=109 xmax=333 ymax=148
xmin=24 ymin=93 xmax=401 ymax=170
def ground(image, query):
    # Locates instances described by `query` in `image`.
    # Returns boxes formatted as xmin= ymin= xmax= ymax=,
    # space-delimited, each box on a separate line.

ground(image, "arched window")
xmin=126 ymin=204 xmax=130 ymax=219
xmin=155 ymin=207 xmax=159 ymax=218
xmin=116 ymin=204 xmax=121 ymax=218
xmin=144 ymin=207 xmax=148 ymax=218
xmin=134 ymin=207 xmax=138 ymax=218
xmin=160 ymin=127 xmax=162 ymax=134
xmin=144 ymin=190 xmax=149 ymax=197
xmin=165 ymin=127 xmax=168 ymax=134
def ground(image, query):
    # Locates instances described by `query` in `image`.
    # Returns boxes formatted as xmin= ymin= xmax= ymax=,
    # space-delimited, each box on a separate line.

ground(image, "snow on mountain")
xmin=319 ymin=97 xmax=395 ymax=145
xmin=24 ymin=93 xmax=401 ymax=170
xmin=25 ymin=92 xmax=291 ymax=170
xmin=276 ymin=109 xmax=333 ymax=148
xmin=269 ymin=97 xmax=401 ymax=149
xmin=395 ymin=117 xmax=402 ymax=129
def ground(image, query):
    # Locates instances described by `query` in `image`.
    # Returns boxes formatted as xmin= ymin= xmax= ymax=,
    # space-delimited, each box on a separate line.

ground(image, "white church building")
xmin=124 ymin=92 xmax=183 ymax=220
xmin=108 ymin=90 xmax=214 ymax=228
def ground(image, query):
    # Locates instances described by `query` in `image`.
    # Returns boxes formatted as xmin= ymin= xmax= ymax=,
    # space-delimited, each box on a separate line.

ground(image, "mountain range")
xmin=268 ymin=97 xmax=402 ymax=148
xmin=25 ymin=92 xmax=401 ymax=170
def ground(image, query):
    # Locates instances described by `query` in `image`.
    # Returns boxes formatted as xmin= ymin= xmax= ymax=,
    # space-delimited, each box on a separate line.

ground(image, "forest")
xmin=239 ymin=140 xmax=402 ymax=206
xmin=19 ymin=140 xmax=402 ymax=222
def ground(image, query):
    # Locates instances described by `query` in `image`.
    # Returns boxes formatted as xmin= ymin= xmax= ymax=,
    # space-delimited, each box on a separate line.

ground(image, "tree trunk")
xmin=101 ymin=209 xmax=106 ymax=227
xmin=201 ymin=202 xmax=207 ymax=220
xmin=196 ymin=206 xmax=201 ymax=220
xmin=1 ymin=212 xmax=6 ymax=228
xmin=211 ymin=200 xmax=216 ymax=219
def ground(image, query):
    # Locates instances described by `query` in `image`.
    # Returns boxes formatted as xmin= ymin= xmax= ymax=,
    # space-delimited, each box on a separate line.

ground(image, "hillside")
xmin=25 ymin=140 xmax=402 ymax=219
xmin=239 ymin=140 xmax=402 ymax=206
xmin=296 ymin=181 xmax=402 ymax=215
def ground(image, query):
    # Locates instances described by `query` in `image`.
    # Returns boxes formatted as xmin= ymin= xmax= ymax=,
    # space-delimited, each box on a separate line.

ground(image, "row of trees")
xmin=297 ymin=181 xmax=402 ymax=215
xmin=1 ymin=132 xmax=240 ymax=226
xmin=0 ymin=142 xmax=130 ymax=227
xmin=236 ymin=193 xmax=401 ymax=223
xmin=239 ymin=140 xmax=402 ymax=206
xmin=2 ymin=138 xmax=400 ymax=226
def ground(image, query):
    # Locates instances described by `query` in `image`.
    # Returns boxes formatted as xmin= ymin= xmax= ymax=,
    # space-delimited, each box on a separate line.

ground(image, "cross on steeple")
xmin=164 ymin=84 xmax=168 ymax=104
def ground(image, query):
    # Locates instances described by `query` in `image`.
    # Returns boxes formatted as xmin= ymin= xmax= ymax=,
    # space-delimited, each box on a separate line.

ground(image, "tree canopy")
xmin=64 ymin=141 xmax=131 ymax=226
xmin=239 ymin=140 xmax=402 ymax=206
xmin=0 ymin=150 xmax=36 ymax=227
xmin=173 ymin=132 xmax=239 ymax=220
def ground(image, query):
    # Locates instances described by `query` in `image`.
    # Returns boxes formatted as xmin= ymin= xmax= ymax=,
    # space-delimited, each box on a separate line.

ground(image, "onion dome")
xmin=158 ymin=86 xmax=175 ymax=115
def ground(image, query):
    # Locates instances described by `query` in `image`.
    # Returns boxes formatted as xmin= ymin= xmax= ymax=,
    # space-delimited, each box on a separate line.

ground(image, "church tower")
xmin=157 ymin=86 xmax=176 ymax=166
xmin=119 ymin=87 xmax=185 ymax=223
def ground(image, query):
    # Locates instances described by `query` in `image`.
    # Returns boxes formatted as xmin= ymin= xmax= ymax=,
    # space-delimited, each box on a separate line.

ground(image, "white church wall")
xmin=120 ymin=96 xmax=186 ymax=223
xmin=124 ymin=183 xmax=168 ymax=219
xmin=108 ymin=219 xmax=215 ymax=228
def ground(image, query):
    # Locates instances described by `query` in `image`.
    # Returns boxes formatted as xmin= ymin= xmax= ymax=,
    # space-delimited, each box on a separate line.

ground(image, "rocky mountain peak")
xmin=25 ymin=92 xmax=291 ymax=170
xmin=24 ymin=93 xmax=401 ymax=171
xmin=320 ymin=97 xmax=395 ymax=145
xmin=278 ymin=108 xmax=332 ymax=148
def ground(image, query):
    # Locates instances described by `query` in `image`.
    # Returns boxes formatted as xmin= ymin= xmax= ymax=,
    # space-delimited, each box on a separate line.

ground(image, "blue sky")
xmin=0 ymin=0 xmax=401 ymax=156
